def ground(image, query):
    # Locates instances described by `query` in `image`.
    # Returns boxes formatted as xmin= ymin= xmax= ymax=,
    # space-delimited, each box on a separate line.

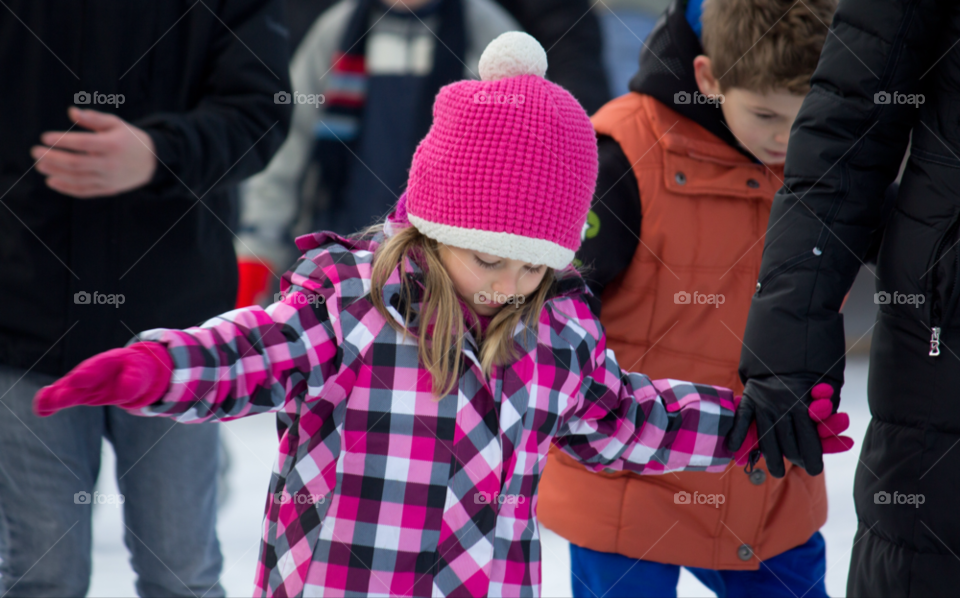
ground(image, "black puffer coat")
xmin=739 ymin=1 xmax=960 ymax=595
xmin=0 ymin=0 xmax=292 ymax=376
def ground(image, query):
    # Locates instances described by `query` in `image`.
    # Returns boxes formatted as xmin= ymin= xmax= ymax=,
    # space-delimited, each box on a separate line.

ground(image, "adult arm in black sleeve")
xmin=731 ymin=0 xmax=945 ymax=478
xmin=138 ymin=0 xmax=294 ymax=197
xmin=494 ymin=0 xmax=610 ymax=114
xmin=576 ymin=135 xmax=640 ymax=301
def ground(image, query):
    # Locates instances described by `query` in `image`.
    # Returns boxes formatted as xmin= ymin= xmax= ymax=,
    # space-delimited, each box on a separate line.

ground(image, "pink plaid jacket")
xmin=134 ymin=230 xmax=736 ymax=597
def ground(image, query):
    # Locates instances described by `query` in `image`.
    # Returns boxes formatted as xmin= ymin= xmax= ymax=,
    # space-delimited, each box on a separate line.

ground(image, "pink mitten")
xmin=33 ymin=342 xmax=173 ymax=417
xmin=807 ymin=383 xmax=855 ymax=453
xmin=732 ymin=395 xmax=760 ymax=466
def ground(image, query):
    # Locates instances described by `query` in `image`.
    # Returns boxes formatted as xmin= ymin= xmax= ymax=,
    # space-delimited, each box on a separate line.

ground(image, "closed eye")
xmin=473 ymin=255 xmax=500 ymax=269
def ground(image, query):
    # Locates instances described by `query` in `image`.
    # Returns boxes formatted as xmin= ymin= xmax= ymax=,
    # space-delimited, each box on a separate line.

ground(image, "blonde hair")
xmin=701 ymin=0 xmax=837 ymax=94
xmin=367 ymin=225 xmax=555 ymax=398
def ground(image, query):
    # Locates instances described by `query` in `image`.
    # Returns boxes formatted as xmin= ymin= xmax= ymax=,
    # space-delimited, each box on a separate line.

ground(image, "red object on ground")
xmin=236 ymin=259 xmax=273 ymax=308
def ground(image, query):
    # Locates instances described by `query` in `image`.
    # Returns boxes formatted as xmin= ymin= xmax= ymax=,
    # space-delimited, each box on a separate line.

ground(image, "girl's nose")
xmin=492 ymin=277 xmax=517 ymax=298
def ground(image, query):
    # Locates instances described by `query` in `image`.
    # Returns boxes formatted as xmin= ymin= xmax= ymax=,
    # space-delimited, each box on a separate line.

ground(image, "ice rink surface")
xmin=87 ymin=356 xmax=873 ymax=597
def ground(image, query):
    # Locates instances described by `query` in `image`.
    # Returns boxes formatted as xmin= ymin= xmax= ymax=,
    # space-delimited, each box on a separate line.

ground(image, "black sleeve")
xmin=863 ymin=181 xmax=900 ymax=265
xmin=494 ymin=0 xmax=610 ymax=114
xmin=576 ymin=135 xmax=640 ymax=299
xmin=740 ymin=0 xmax=943 ymax=387
xmin=138 ymin=0 xmax=294 ymax=196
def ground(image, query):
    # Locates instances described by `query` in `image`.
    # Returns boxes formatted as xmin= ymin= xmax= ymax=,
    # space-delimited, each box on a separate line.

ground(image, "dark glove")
xmin=726 ymin=376 xmax=838 ymax=478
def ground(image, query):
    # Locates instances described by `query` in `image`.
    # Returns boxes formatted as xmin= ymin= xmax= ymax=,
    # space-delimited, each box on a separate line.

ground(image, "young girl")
xmin=34 ymin=33 xmax=748 ymax=598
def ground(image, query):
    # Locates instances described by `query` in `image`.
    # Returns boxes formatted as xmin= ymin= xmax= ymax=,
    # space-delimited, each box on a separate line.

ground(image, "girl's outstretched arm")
xmin=130 ymin=282 xmax=339 ymax=422
xmin=550 ymin=298 xmax=736 ymax=475
xmin=34 ymin=252 xmax=345 ymax=422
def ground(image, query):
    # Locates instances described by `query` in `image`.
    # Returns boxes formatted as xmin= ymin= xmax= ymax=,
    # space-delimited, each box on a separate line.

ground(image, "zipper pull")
xmin=930 ymin=326 xmax=942 ymax=357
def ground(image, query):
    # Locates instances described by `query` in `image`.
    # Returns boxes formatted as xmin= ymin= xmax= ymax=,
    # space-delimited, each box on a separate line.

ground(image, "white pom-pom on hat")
xmin=478 ymin=31 xmax=548 ymax=82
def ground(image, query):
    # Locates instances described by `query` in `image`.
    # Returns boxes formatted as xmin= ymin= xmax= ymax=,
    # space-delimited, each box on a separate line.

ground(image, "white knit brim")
xmin=408 ymin=213 xmax=573 ymax=270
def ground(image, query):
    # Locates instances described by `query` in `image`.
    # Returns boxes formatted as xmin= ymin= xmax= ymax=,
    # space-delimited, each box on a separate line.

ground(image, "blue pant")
xmin=0 ymin=364 xmax=225 ymax=597
xmin=570 ymin=532 xmax=828 ymax=598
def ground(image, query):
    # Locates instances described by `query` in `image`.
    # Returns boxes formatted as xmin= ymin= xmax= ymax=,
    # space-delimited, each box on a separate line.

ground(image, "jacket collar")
xmin=297 ymin=226 xmax=592 ymax=360
xmin=378 ymin=252 xmax=592 ymax=358
xmin=628 ymin=0 xmax=756 ymax=162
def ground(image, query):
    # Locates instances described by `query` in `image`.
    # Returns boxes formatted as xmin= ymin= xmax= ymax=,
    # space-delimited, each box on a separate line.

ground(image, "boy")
xmin=537 ymin=0 xmax=837 ymax=596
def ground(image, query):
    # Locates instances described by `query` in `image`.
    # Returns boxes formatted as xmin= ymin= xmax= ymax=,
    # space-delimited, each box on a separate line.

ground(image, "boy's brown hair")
xmin=701 ymin=0 xmax=837 ymax=94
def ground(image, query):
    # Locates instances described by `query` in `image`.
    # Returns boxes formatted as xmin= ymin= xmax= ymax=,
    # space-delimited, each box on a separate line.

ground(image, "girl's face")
xmin=437 ymin=244 xmax=547 ymax=316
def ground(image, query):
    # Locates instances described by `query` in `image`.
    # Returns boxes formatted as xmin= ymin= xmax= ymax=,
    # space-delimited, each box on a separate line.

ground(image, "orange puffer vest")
xmin=538 ymin=93 xmax=827 ymax=570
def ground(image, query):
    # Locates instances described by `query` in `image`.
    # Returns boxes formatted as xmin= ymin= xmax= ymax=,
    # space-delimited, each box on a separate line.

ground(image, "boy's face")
xmin=717 ymin=88 xmax=806 ymax=165
xmin=437 ymin=244 xmax=547 ymax=316
xmin=692 ymin=55 xmax=806 ymax=166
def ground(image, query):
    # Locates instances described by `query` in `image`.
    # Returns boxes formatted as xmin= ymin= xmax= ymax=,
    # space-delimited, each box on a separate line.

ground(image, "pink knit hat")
xmin=402 ymin=32 xmax=598 ymax=270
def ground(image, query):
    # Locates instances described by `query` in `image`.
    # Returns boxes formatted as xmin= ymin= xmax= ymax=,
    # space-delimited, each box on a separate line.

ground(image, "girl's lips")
xmin=766 ymin=149 xmax=787 ymax=159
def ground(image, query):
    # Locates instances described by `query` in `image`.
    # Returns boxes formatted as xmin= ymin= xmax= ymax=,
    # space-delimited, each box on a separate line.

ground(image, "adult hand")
xmin=726 ymin=376 xmax=834 ymax=478
xmin=31 ymin=106 xmax=157 ymax=198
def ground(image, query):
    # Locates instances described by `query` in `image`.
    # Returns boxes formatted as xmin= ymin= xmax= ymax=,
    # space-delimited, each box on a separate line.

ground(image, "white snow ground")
xmin=87 ymin=356 xmax=873 ymax=597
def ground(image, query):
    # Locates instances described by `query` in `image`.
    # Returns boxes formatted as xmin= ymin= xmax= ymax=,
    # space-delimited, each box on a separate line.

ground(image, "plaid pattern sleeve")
xmin=548 ymin=295 xmax=736 ymax=474
xmin=131 ymin=241 xmax=358 ymax=423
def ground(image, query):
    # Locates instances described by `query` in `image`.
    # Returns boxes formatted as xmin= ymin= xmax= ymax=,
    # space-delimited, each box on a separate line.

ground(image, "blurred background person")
xmin=234 ymin=0 xmax=520 ymax=307
xmin=283 ymin=0 xmax=609 ymax=110
xmin=0 ymin=1 xmax=291 ymax=595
